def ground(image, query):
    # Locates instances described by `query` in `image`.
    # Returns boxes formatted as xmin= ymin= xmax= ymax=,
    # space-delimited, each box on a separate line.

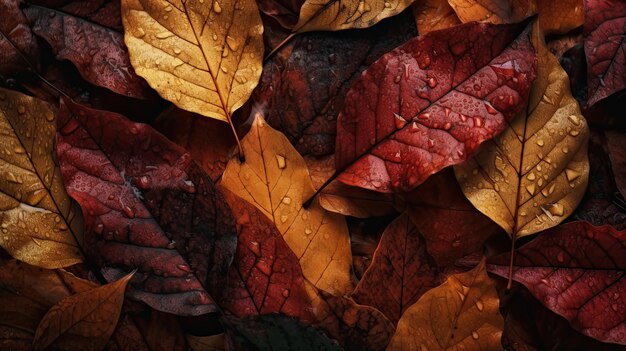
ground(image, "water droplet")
xmin=226 ymin=36 xmax=239 ymax=51
xmin=418 ymin=113 xmax=430 ymax=120
xmin=565 ymin=168 xmax=580 ymax=181
xmin=304 ymin=227 xmax=312 ymax=235
xmin=570 ymin=129 xmax=580 ymax=137
xmin=45 ymin=111 xmax=55 ymax=122
xmin=549 ymin=203 xmax=564 ymax=216
xmin=568 ymin=114 xmax=581 ymax=125
xmin=164 ymin=5 xmax=172 ymax=12
xmin=427 ymin=139 xmax=435 ymax=148
xmin=282 ymin=196 xmax=292 ymax=205
xmin=17 ymin=105 xmax=26 ymax=114
xmin=542 ymin=94 xmax=554 ymax=105
xmin=173 ymin=47 xmax=182 ymax=55
xmin=213 ymin=1 xmax=222 ymax=13
xmin=25 ymin=189 xmax=46 ymax=206
xmin=249 ymin=241 xmax=261 ymax=256
xmin=473 ymin=84 xmax=481 ymax=91
xmin=418 ymin=55 xmax=431 ymax=69
xmin=95 ymin=223 xmax=104 ymax=234
xmin=282 ymin=289 xmax=290 ymax=297
xmin=384 ymin=1 xmax=391 ymax=8
xmin=476 ymin=300 xmax=484 ymax=311
xmin=394 ymin=113 xmax=407 ymax=129
xmin=212 ymin=33 xmax=218 ymax=41
xmin=156 ymin=31 xmax=173 ymax=39
xmin=220 ymin=66 xmax=228 ymax=73
xmin=536 ymin=139 xmax=544 ymax=146
xmin=443 ymin=122 xmax=452 ymax=130
xmin=427 ymin=77 xmax=438 ymax=88
xmin=276 ymin=155 xmax=286 ymax=169
xmin=6 ymin=172 xmax=20 ymax=184
xmin=256 ymin=261 xmax=271 ymax=275
xmin=526 ymin=183 xmax=536 ymax=195
xmin=472 ymin=331 xmax=479 ymax=340
xmin=409 ymin=122 xmax=419 ymax=133
xmin=527 ymin=173 xmax=536 ymax=181
xmin=123 ymin=206 xmax=135 ymax=219
xmin=557 ymin=252 xmax=565 ymax=263
xmin=280 ymin=215 xmax=288 ymax=223
xmin=484 ymin=101 xmax=497 ymax=114
xmin=167 ymin=240 xmax=177 ymax=249
xmin=473 ymin=116 xmax=483 ymax=127
xmin=177 ymin=264 xmax=192 ymax=273
xmin=612 ymin=304 xmax=619 ymax=312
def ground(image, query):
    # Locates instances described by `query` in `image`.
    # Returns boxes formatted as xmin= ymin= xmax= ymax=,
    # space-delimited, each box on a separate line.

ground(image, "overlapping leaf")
xmin=0 ymin=0 xmax=40 ymax=74
xmin=447 ymin=0 xmax=534 ymax=25
xmin=606 ymin=131 xmax=626 ymax=197
xmin=454 ymin=27 xmax=589 ymax=237
xmin=0 ymin=88 xmax=83 ymax=269
xmin=56 ymin=99 xmax=237 ymax=316
xmin=411 ymin=0 xmax=460 ymax=35
xmin=335 ymin=21 xmax=536 ymax=193
xmin=121 ymin=0 xmax=264 ymax=122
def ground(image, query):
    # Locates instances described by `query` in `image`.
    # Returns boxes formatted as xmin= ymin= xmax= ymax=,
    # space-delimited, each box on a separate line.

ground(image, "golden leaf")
xmin=0 ymin=88 xmax=83 ymax=268
xmin=294 ymin=0 xmax=416 ymax=33
xmin=411 ymin=0 xmax=460 ymax=35
xmin=387 ymin=259 xmax=503 ymax=351
xmin=447 ymin=0 xmax=534 ymax=24
xmin=33 ymin=271 xmax=134 ymax=351
xmin=454 ymin=27 xmax=589 ymax=238
xmin=537 ymin=0 xmax=583 ymax=35
xmin=220 ymin=114 xmax=353 ymax=295
xmin=121 ymin=0 xmax=264 ymax=123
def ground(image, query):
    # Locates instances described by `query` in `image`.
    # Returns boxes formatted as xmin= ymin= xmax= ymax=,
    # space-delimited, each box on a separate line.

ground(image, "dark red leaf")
xmin=0 ymin=0 xmax=40 ymax=74
xmin=584 ymin=0 xmax=626 ymax=107
xmin=219 ymin=189 xmax=315 ymax=323
xmin=606 ymin=131 xmax=626 ymax=198
xmin=32 ymin=0 xmax=123 ymax=31
xmin=255 ymin=12 xmax=416 ymax=156
xmin=56 ymin=99 xmax=237 ymax=316
xmin=257 ymin=0 xmax=304 ymax=29
xmin=335 ymin=21 xmax=536 ymax=193
xmin=488 ymin=221 xmax=626 ymax=344
xmin=23 ymin=3 xmax=152 ymax=99
xmin=351 ymin=213 xmax=441 ymax=324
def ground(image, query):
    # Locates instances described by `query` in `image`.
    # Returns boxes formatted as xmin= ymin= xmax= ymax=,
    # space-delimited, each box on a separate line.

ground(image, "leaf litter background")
xmin=0 ymin=0 xmax=625 ymax=350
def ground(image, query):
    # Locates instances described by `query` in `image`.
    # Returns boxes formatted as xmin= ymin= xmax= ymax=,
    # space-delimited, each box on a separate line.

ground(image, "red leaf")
xmin=584 ymin=0 xmax=626 ymax=107
xmin=32 ymin=0 xmax=124 ymax=31
xmin=335 ymin=21 xmax=536 ymax=193
xmin=55 ymin=99 xmax=237 ymax=316
xmin=488 ymin=221 xmax=626 ymax=344
xmin=23 ymin=3 xmax=152 ymax=99
xmin=351 ymin=213 xmax=441 ymax=324
xmin=219 ymin=189 xmax=315 ymax=323
xmin=0 ymin=0 xmax=40 ymax=74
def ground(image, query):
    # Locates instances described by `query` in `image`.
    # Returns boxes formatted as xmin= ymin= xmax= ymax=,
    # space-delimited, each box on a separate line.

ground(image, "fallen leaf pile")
xmin=0 ymin=0 xmax=624 ymax=350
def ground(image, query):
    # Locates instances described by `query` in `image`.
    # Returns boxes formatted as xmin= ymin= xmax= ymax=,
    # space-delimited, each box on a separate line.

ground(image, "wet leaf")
xmin=584 ymin=0 xmax=626 ymax=107
xmin=294 ymin=0 xmax=416 ymax=33
xmin=606 ymin=131 xmax=626 ymax=198
xmin=221 ymin=114 xmax=353 ymax=295
xmin=388 ymin=259 xmax=503 ymax=350
xmin=121 ymin=0 xmax=264 ymax=122
xmin=447 ymin=0 xmax=534 ymax=25
xmin=24 ymin=3 xmax=152 ymax=99
xmin=537 ymin=0 xmax=584 ymax=35
xmin=454 ymin=27 xmax=589 ymax=238
xmin=0 ymin=88 xmax=83 ymax=269
xmin=0 ymin=0 xmax=40 ymax=74
xmin=32 ymin=271 xmax=133 ymax=351
xmin=488 ymin=221 xmax=626 ymax=345
xmin=56 ymin=99 xmax=237 ymax=316
xmin=410 ymin=0 xmax=460 ymax=35
xmin=351 ymin=213 xmax=441 ymax=324
xmin=258 ymin=0 xmax=305 ymax=29
xmin=335 ymin=21 xmax=536 ymax=193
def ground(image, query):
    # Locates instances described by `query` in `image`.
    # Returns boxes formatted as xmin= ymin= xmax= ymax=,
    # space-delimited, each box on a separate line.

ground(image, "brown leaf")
xmin=0 ymin=0 xmax=40 ymax=74
xmin=0 ymin=87 xmax=83 ymax=268
xmin=121 ymin=0 xmax=264 ymax=122
xmin=387 ymin=259 xmax=504 ymax=351
xmin=447 ymin=0 xmax=534 ymax=25
xmin=33 ymin=271 xmax=134 ymax=351
xmin=186 ymin=333 xmax=224 ymax=351
xmin=221 ymin=114 xmax=353 ymax=295
xmin=410 ymin=0 xmax=460 ymax=35
xmin=537 ymin=0 xmax=583 ymax=35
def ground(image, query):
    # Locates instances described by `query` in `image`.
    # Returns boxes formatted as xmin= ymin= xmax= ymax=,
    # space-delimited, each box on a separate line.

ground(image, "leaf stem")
xmin=264 ymin=32 xmax=297 ymax=64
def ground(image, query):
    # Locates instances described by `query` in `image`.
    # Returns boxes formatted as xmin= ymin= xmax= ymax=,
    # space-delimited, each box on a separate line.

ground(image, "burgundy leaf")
xmin=55 ymin=99 xmax=237 ymax=316
xmin=335 ymin=21 xmax=536 ymax=193
xmin=24 ymin=3 xmax=152 ymax=99
xmin=257 ymin=0 xmax=304 ymax=29
xmin=0 ymin=0 xmax=40 ymax=74
xmin=606 ymin=131 xmax=626 ymax=198
xmin=584 ymin=0 xmax=626 ymax=107
xmin=488 ymin=221 xmax=626 ymax=344
xmin=32 ymin=0 xmax=123 ymax=31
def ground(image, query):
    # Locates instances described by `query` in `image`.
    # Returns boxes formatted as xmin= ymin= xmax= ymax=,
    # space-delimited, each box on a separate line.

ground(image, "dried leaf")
xmin=387 ymin=259 xmax=504 ymax=351
xmin=584 ymin=0 xmax=626 ymax=107
xmin=33 ymin=271 xmax=134 ymax=351
xmin=294 ymin=0 xmax=416 ymax=33
xmin=335 ymin=21 xmax=536 ymax=193
xmin=0 ymin=88 xmax=83 ymax=269
xmin=454 ymin=26 xmax=589 ymax=238
xmin=410 ymin=0 xmax=460 ymax=35
xmin=447 ymin=0 xmax=534 ymax=25
xmin=121 ymin=0 xmax=264 ymax=122
xmin=488 ymin=221 xmax=626 ymax=345
xmin=56 ymin=99 xmax=237 ymax=316
xmin=221 ymin=114 xmax=353 ymax=295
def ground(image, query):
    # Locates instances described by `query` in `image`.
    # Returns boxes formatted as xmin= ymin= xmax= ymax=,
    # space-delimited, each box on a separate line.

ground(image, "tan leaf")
xmin=294 ymin=0 xmax=416 ymax=33
xmin=121 ymin=0 xmax=264 ymax=122
xmin=537 ymin=0 xmax=583 ymax=35
xmin=220 ymin=114 xmax=353 ymax=295
xmin=411 ymin=0 xmax=460 ymax=35
xmin=0 ymin=88 xmax=83 ymax=268
xmin=33 ymin=271 xmax=134 ymax=351
xmin=454 ymin=26 xmax=589 ymax=238
xmin=387 ymin=259 xmax=503 ymax=351
xmin=447 ymin=0 xmax=534 ymax=24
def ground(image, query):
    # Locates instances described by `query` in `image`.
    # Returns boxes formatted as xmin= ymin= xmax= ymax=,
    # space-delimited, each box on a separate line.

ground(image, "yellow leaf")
xmin=33 ymin=271 xmax=134 ymax=351
xmin=454 ymin=27 xmax=589 ymax=238
xmin=447 ymin=0 xmax=534 ymax=24
xmin=220 ymin=114 xmax=353 ymax=295
xmin=387 ymin=259 xmax=503 ymax=351
xmin=411 ymin=0 xmax=460 ymax=35
xmin=121 ymin=0 xmax=264 ymax=122
xmin=0 ymin=88 xmax=83 ymax=268
xmin=294 ymin=0 xmax=416 ymax=33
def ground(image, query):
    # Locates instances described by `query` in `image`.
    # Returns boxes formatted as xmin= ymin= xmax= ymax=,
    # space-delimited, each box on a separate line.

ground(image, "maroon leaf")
xmin=23 ymin=3 xmax=152 ymax=99
xmin=351 ymin=213 xmax=441 ymax=324
xmin=606 ymin=131 xmax=626 ymax=198
xmin=219 ymin=189 xmax=315 ymax=323
xmin=32 ymin=0 xmax=123 ymax=31
xmin=257 ymin=0 xmax=305 ymax=29
xmin=584 ymin=0 xmax=626 ymax=107
xmin=255 ymin=13 xmax=416 ymax=156
xmin=55 ymin=99 xmax=237 ymax=316
xmin=488 ymin=221 xmax=626 ymax=344
xmin=0 ymin=0 xmax=40 ymax=74
xmin=335 ymin=21 xmax=536 ymax=193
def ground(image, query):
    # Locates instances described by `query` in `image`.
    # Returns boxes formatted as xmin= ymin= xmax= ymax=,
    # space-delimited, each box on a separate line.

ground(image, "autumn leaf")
xmin=351 ymin=213 xmax=441 ymax=324
xmin=335 ymin=21 xmax=536 ymax=193
xmin=186 ymin=333 xmax=225 ymax=351
xmin=488 ymin=221 xmax=626 ymax=345
xmin=257 ymin=0 xmax=305 ymax=29
xmin=221 ymin=114 xmax=353 ymax=295
xmin=454 ymin=26 xmax=589 ymax=238
xmin=23 ymin=3 xmax=152 ymax=99
xmin=447 ymin=0 xmax=534 ymax=25
xmin=32 ymin=271 xmax=134 ymax=351
xmin=584 ymin=0 xmax=626 ymax=107
xmin=294 ymin=0 xmax=416 ymax=33
xmin=0 ymin=0 xmax=40 ymax=74
xmin=410 ymin=0 xmax=460 ymax=35
xmin=537 ymin=0 xmax=584 ymax=35
xmin=56 ymin=99 xmax=237 ymax=316
xmin=121 ymin=0 xmax=264 ymax=123
xmin=0 ymin=88 xmax=83 ymax=269
xmin=606 ymin=131 xmax=626 ymax=197
xmin=387 ymin=259 xmax=504 ymax=351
